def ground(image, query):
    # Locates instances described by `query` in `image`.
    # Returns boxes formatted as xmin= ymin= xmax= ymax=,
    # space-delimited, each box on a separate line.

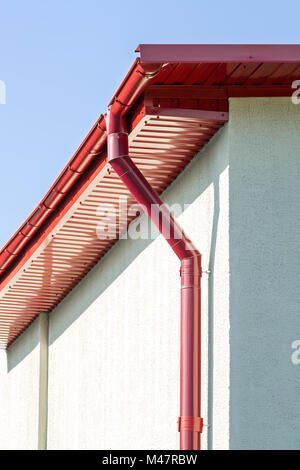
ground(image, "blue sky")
xmin=0 ymin=0 xmax=299 ymax=247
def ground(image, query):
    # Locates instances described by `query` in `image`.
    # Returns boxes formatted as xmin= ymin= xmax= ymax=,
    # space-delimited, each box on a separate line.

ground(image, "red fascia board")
xmin=137 ymin=44 xmax=300 ymax=64
xmin=145 ymin=85 xmax=293 ymax=100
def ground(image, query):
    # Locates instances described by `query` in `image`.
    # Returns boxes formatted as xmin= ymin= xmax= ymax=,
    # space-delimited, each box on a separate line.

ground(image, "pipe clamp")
xmin=178 ymin=416 xmax=203 ymax=433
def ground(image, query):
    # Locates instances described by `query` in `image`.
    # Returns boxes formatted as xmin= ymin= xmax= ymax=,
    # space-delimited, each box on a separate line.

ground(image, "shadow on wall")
xmin=7 ymin=316 xmax=39 ymax=372
xmin=6 ymin=124 xmax=228 ymax=424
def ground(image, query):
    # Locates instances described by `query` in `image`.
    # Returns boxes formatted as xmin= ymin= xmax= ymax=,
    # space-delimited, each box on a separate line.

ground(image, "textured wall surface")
xmin=46 ymin=126 xmax=230 ymax=450
xmin=0 ymin=318 xmax=39 ymax=449
xmin=4 ymin=98 xmax=298 ymax=450
xmin=229 ymin=98 xmax=300 ymax=450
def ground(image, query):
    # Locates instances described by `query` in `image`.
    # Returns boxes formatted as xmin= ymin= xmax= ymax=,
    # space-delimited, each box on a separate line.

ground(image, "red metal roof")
xmin=0 ymin=44 xmax=300 ymax=348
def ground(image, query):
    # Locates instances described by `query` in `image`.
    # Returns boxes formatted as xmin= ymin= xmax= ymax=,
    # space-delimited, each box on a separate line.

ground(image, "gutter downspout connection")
xmin=0 ymin=59 xmax=159 ymax=277
xmin=105 ymin=110 xmax=203 ymax=451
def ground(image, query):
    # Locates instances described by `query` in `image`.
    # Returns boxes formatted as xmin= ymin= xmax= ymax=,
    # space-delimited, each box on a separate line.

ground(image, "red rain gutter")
xmin=0 ymin=58 xmax=159 ymax=283
xmin=0 ymin=115 xmax=105 ymax=275
xmin=106 ymin=110 xmax=203 ymax=450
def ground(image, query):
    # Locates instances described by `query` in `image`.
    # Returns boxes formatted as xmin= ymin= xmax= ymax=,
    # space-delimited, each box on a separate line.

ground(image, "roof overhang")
xmin=1 ymin=44 xmax=300 ymax=347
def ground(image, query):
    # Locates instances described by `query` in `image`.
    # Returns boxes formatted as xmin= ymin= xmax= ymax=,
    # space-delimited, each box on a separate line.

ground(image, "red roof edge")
xmin=0 ymin=115 xmax=106 ymax=274
xmin=0 ymin=55 xmax=164 ymax=282
xmin=1 ymin=44 xmax=300 ymax=283
xmin=138 ymin=44 xmax=300 ymax=64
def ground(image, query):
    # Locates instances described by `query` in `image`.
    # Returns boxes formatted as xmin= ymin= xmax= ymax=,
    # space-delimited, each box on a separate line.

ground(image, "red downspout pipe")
xmin=106 ymin=110 xmax=203 ymax=450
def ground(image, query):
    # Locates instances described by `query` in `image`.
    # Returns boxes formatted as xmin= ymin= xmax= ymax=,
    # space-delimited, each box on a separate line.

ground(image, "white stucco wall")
xmin=228 ymin=97 xmax=300 ymax=450
xmin=0 ymin=318 xmax=39 ymax=449
xmin=1 ymin=97 xmax=298 ymax=451
xmin=47 ymin=125 xmax=230 ymax=450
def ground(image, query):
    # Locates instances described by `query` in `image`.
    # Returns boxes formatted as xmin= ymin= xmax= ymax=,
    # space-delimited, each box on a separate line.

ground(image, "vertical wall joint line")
xmin=38 ymin=312 xmax=49 ymax=450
